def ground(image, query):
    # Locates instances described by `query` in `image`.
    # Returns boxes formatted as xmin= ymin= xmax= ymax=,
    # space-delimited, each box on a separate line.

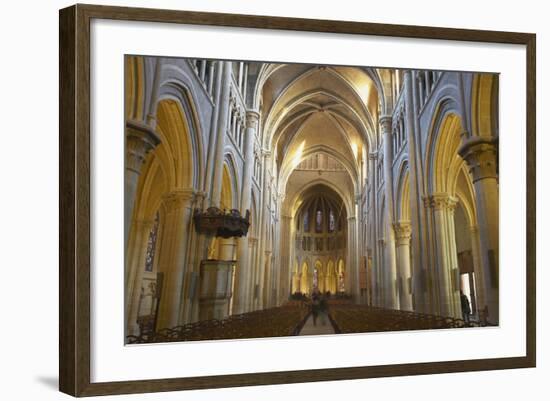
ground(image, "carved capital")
xmin=161 ymin=188 xmax=195 ymax=211
xmin=458 ymin=136 xmax=498 ymax=182
xmin=425 ymin=193 xmax=458 ymax=211
xmin=393 ymin=221 xmax=412 ymax=243
xmin=368 ymin=152 xmax=378 ymax=161
xmin=246 ymin=110 xmax=260 ymax=129
xmin=379 ymin=115 xmax=393 ymax=135
xmin=125 ymin=120 xmax=161 ymax=173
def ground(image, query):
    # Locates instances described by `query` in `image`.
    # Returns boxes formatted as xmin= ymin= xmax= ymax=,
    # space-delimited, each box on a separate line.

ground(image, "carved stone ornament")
xmin=193 ymin=207 xmax=251 ymax=238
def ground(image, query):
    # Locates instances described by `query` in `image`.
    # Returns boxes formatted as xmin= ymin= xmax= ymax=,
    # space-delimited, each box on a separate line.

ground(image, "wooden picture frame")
xmin=59 ymin=3 xmax=536 ymax=397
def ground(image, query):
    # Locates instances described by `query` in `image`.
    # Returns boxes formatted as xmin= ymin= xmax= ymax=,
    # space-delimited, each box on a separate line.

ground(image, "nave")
xmin=124 ymin=57 xmax=499 ymax=343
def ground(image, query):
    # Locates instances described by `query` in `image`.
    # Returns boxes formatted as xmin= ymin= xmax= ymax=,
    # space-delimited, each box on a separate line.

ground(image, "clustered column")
xmin=367 ymin=152 xmax=380 ymax=306
xmin=124 ymin=121 xmax=160 ymax=248
xmin=380 ymin=115 xmax=398 ymax=309
xmin=234 ymin=110 xmax=259 ymax=314
xmin=404 ymin=70 xmax=428 ymax=313
xmin=126 ymin=219 xmax=155 ymax=335
xmin=459 ymin=137 xmax=499 ymax=324
xmin=347 ymin=215 xmax=360 ymax=301
xmin=155 ymin=189 xmax=196 ymax=330
xmin=277 ymin=214 xmax=292 ymax=305
xmin=394 ymin=221 xmax=413 ymax=311
xmin=425 ymin=193 xmax=461 ymax=318
xmin=210 ymin=61 xmax=232 ymax=207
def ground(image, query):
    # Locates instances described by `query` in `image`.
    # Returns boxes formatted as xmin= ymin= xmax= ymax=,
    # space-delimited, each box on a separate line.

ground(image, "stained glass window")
xmin=303 ymin=210 xmax=309 ymax=232
xmin=315 ymin=209 xmax=323 ymax=232
xmin=329 ymin=209 xmax=335 ymax=232
xmin=145 ymin=212 xmax=159 ymax=272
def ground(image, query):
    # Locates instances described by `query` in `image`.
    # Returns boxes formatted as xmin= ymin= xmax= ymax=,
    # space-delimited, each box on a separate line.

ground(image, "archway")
xmin=426 ymin=111 xmax=478 ymax=319
xmin=291 ymin=184 xmax=349 ymax=298
xmin=125 ymin=97 xmax=198 ymax=334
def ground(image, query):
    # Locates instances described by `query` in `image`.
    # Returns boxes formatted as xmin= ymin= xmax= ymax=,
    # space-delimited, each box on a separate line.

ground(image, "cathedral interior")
xmin=124 ymin=57 xmax=499 ymax=343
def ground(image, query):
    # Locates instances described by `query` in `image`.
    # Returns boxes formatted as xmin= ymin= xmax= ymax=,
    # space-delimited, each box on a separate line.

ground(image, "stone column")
xmin=256 ymin=150 xmax=271 ymax=310
xmin=155 ymin=189 xmax=195 ymax=330
xmin=126 ymin=219 xmax=154 ymax=335
xmin=469 ymin=225 xmax=486 ymax=317
xmin=347 ymin=216 xmax=360 ymax=302
xmin=277 ymin=214 xmax=292 ymax=304
xmin=426 ymin=193 xmax=461 ymax=318
xmin=403 ymin=70 xmax=428 ymax=312
xmin=125 ymin=121 xmax=160 ymax=248
xmin=247 ymin=237 xmax=258 ymax=310
xmin=233 ymin=111 xmax=259 ymax=314
xmin=368 ymin=152 xmax=380 ymax=306
xmin=269 ymin=251 xmax=277 ymax=308
xmin=380 ymin=115 xmax=398 ymax=309
xmin=459 ymin=137 xmax=499 ymax=324
xmin=179 ymin=191 xmax=206 ymax=325
xmin=204 ymin=61 xmax=224 ymax=200
xmin=394 ymin=221 xmax=413 ymax=311
xmin=210 ymin=61 xmax=232 ymax=207
xmin=377 ymin=238 xmax=385 ymax=305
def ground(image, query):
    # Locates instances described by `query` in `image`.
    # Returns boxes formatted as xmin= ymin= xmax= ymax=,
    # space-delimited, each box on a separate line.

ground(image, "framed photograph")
xmin=59 ymin=3 xmax=536 ymax=397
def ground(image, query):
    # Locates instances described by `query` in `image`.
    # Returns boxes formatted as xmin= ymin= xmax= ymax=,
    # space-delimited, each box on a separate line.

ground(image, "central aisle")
xmin=298 ymin=312 xmax=336 ymax=336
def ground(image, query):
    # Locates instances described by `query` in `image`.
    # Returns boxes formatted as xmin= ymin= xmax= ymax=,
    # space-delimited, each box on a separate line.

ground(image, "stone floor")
xmin=298 ymin=312 xmax=336 ymax=336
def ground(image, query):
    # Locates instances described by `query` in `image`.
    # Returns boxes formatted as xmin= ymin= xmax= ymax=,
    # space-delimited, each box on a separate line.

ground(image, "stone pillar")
xmin=426 ymin=193 xmax=461 ymax=318
xmin=262 ymin=250 xmax=272 ymax=308
xmin=380 ymin=115 xmax=398 ymax=309
xmin=459 ymin=137 xmax=499 ymax=324
xmin=368 ymin=152 xmax=380 ymax=306
xmin=204 ymin=61 xmax=224 ymax=201
xmin=210 ymin=61 xmax=232 ymax=207
xmin=233 ymin=111 xmax=259 ymax=314
xmin=278 ymin=214 xmax=292 ymax=304
xmin=347 ymin=216 xmax=360 ymax=302
xmin=404 ymin=70 xmax=428 ymax=312
xmin=247 ymin=237 xmax=258 ymax=311
xmin=126 ymin=219 xmax=154 ymax=335
xmin=256 ymin=150 xmax=271 ymax=310
xmin=124 ymin=121 xmax=160 ymax=248
xmin=377 ymin=238 xmax=385 ymax=305
xmin=469 ymin=225 xmax=486 ymax=317
xmin=179 ymin=191 xmax=207 ymax=325
xmin=394 ymin=221 xmax=413 ymax=311
xmin=155 ymin=189 xmax=196 ymax=330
